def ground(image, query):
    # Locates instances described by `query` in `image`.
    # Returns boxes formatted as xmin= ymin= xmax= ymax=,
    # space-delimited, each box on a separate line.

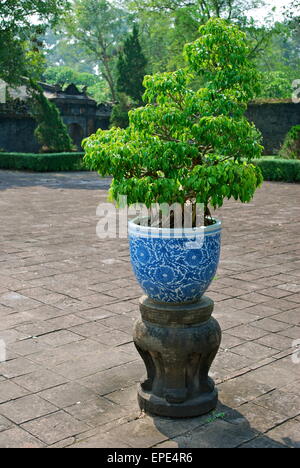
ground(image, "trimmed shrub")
xmin=29 ymin=81 xmax=75 ymax=153
xmin=279 ymin=125 xmax=300 ymax=160
xmin=0 ymin=152 xmax=85 ymax=172
xmin=254 ymin=158 xmax=300 ymax=182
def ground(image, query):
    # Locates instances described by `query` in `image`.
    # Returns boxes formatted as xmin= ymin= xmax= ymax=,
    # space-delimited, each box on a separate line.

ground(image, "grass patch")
xmin=205 ymin=411 xmax=226 ymax=424
xmin=0 ymin=152 xmax=86 ymax=172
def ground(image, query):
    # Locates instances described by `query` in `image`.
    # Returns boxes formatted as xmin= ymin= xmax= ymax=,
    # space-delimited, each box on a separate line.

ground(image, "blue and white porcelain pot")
xmin=128 ymin=218 xmax=222 ymax=304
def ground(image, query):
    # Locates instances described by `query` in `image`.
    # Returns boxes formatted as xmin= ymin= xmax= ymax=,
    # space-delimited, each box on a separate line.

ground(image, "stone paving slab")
xmin=0 ymin=171 xmax=300 ymax=448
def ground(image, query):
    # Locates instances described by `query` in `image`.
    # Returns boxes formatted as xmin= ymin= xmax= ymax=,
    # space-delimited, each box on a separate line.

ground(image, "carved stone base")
xmin=133 ymin=296 xmax=222 ymax=418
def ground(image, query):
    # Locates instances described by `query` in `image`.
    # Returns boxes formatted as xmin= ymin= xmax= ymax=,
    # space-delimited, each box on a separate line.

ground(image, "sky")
xmin=247 ymin=0 xmax=296 ymax=23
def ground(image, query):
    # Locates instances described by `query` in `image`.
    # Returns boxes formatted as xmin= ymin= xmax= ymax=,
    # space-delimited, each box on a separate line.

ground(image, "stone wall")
xmin=246 ymin=101 xmax=300 ymax=155
xmin=0 ymin=116 xmax=40 ymax=153
xmin=0 ymin=98 xmax=299 ymax=155
xmin=0 ymin=84 xmax=112 ymax=153
xmin=0 ymin=108 xmax=111 ymax=153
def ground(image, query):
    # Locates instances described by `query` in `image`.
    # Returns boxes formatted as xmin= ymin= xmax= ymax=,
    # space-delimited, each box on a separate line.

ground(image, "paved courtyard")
xmin=0 ymin=170 xmax=299 ymax=448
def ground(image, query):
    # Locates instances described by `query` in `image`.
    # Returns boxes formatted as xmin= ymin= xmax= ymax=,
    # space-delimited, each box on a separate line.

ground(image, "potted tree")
xmin=83 ymin=18 xmax=263 ymax=418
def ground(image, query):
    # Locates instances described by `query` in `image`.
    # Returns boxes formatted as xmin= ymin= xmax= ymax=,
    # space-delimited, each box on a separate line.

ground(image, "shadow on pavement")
xmin=0 ymin=170 xmax=112 ymax=191
xmin=152 ymin=403 xmax=294 ymax=448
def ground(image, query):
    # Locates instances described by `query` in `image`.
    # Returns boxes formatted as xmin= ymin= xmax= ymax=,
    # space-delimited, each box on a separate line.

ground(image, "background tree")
xmin=257 ymin=71 xmax=293 ymax=99
xmin=0 ymin=0 xmax=69 ymax=85
xmin=110 ymin=93 xmax=133 ymax=128
xmin=127 ymin=0 xmax=264 ymax=20
xmin=63 ymin=0 xmax=131 ymax=101
xmin=123 ymin=0 xmax=274 ymax=73
xmin=43 ymin=66 xmax=110 ymax=102
xmin=42 ymin=29 xmax=96 ymax=74
xmin=111 ymin=25 xmax=148 ymax=128
xmin=116 ymin=25 xmax=147 ymax=104
xmin=2 ymin=0 xmax=299 ymax=105
xmin=284 ymin=0 xmax=300 ymax=24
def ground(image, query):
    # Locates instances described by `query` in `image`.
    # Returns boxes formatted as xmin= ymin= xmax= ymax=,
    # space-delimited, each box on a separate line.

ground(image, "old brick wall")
xmin=0 ymin=100 xmax=299 ymax=154
xmin=0 ymin=116 xmax=39 ymax=153
xmin=246 ymin=101 xmax=300 ymax=155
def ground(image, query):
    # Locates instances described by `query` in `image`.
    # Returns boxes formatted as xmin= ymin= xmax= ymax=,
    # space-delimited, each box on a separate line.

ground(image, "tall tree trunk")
xmin=102 ymin=56 xmax=117 ymax=102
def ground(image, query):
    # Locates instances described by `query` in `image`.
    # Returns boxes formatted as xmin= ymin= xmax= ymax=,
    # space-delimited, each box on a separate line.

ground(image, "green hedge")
xmin=254 ymin=158 xmax=300 ymax=183
xmin=1 ymin=152 xmax=300 ymax=182
xmin=0 ymin=152 xmax=86 ymax=172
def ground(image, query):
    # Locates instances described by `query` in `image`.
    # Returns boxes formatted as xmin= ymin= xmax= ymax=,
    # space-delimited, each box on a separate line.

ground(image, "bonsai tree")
xmin=83 ymin=18 xmax=264 ymax=226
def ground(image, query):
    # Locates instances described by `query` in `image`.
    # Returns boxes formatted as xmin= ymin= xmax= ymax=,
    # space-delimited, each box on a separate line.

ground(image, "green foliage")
xmin=127 ymin=0 xmax=273 ymax=74
xmin=110 ymin=93 xmax=133 ymax=128
xmin=0 ymin=35 xmax=46 ymax=86
xmin=117 ymin=25 xmax=147 ymax=104
xmin=64 ymin=0 xmax=131 ymax=101
xmin=257 ymin=71 xmax=293 ymax=99
xmin=43 ymin=66 xmax=110 ymax=102
xmin=29 ymin=82 xmax=74 ymax=153
xmin=42 ymin=1 xmax=299 ymax=100
xmin=205 ymin=411 xmax=226 ymax=424
xmin=44 ymin=66 xmax=99 ymax=87
xmin=0 ymin=0 xmax=69 ymax=31
xmin=128 ymin=0 xmax=265 ymax=22
xmin=84 ymin=19 xmax=263 ymax=224
xmin=253 ymin=22 xmax=300 ymax=93
xmin=0 ymin=0 xmax=69 ymax=85
xmin=254 ymin=158 xmax=300 ymax=183
xmin=284 ymin=0 xmax=300 ymax=28
xmin=42 ymin=29 xmax=97 ymax=74
xmin=0 ymin=153 xmax=85 ymax=172
xmin=279 ymin=125 xmax=300 ymax=160
xmin=88 ymin=82 xmax=111 ymax=103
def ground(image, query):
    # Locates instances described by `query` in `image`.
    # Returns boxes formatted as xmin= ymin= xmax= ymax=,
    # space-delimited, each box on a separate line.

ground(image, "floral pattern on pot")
xmin=129 ymin=220 xmax=222 ymax=303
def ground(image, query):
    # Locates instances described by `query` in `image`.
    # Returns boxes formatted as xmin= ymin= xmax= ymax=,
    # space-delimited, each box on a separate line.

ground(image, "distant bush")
xmin=110 ymin=93 xmax=132 ymax=128
xmin=0 ymin=152 xmax=85 ymax=172
xmin=254 ymin=158 xmax=300 ymax=182
xmin=279 ymin=125 xmax=300 ymax=160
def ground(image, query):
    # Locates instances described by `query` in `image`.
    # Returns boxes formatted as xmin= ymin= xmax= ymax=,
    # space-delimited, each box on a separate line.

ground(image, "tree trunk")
xmin=102 ymin=56 xmax=117 ymax=102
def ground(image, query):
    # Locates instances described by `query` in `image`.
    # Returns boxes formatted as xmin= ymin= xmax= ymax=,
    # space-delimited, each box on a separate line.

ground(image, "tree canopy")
xmin=0 ymin=0 xmax=69 ymax=85
xmin=63 ymin=0 xmax=131 ymax=101
xmin=1 ymin=0 xmax=299 ymax=102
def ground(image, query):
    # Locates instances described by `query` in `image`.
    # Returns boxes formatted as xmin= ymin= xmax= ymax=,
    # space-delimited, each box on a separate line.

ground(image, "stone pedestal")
xmin=133 ymin=295 xmax=221 ymax=418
